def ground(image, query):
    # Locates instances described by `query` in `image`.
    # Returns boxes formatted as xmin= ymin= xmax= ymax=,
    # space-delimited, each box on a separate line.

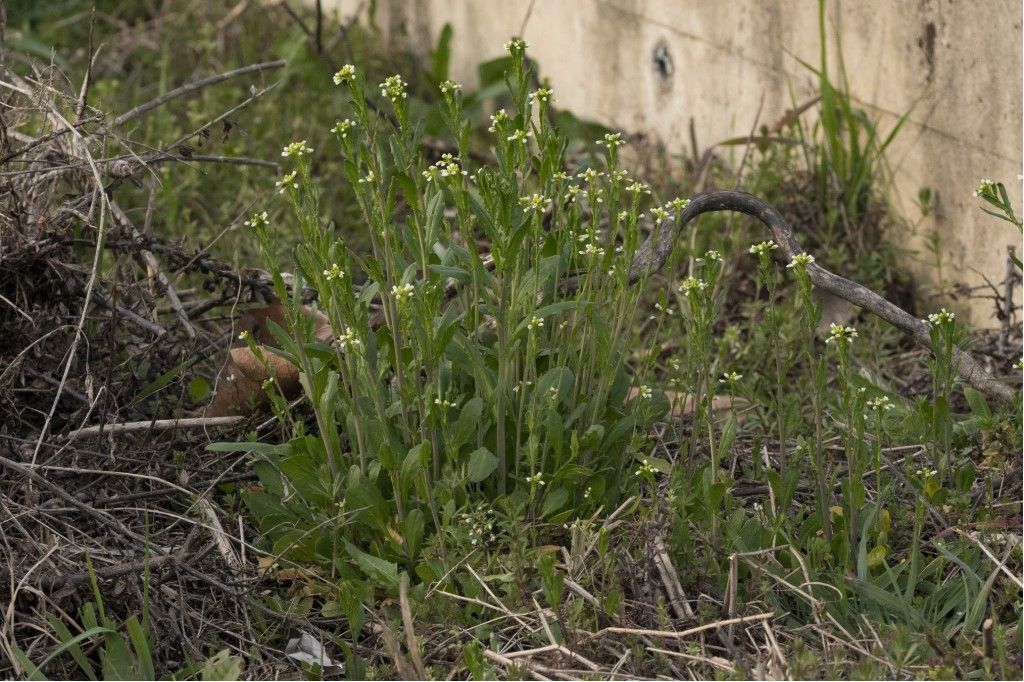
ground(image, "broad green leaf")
xmin=466 ymin=447 xmax=498 ymax=483
xmin=344 ymin=541 xmax=399 ymax=588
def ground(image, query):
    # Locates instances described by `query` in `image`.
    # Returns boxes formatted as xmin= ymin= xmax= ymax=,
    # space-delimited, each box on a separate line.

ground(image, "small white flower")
xmin=487 ymin=109 xmax=508 ymax=133
xmin=281 ymin=140 xmax=313 ymax=158
xmin=434 ymin=396 xmax=458 ymax=409
xmin=866 ymin=396 xmax=894 ymax=411
xmin=439 ymin=79 xmax=461 ymax=94
xmin=529 ymin=88 xmax=553 ymax=104
xmin=519 ymin=193 xmax=550 ymax=213
xmin=702 ymin=250 xmax=723 ymax=263
xmin=322 ymin=263 xmax=345 ymax=281
xmin=749 ymin=240 xmax=778 ymax=256
xmin=679 ymin=276 xmax=707 ymax=294
xmin=504 ymin=38 xmax=530 ymax=53
xmin=786 ymin=253 xmax=815 ymax=269
xmin=331 ymin=119 xmax=356 ymax=139
xmin=825 ymin=323 xmax=858 ymax=344
xmin=506 ymin=129 xmax=531 ymax=145
xmin=333 ymin=64 xmax=357 ymax=85
xmin=626 ymin=181 xmax=651 ymax=195
xmin=925 ymin=309 xmax=956 ymax=327
xmin=391 ymin=282 xmax=415 ymax=304
xmin=244 ymin=211 xmax=269 ymax=230
xmin=336 ymin=326 xmax=362 ymax=351
xmin=972 ymin=178 xmax=996 ymax=198
xmin=525 ymin=472 xmax=544 ymax=486
xmin=638 ymin=385 xmax=653 ymax=400
xmin=238 ymin=330 xmax=252 ymax=343
xmin=379 ymin=75 xmax=407 ymax=102
xmin=578 ymin=242 xmax=604 ymax=258
xmin=649 ymin=206 xmax=669 ymax=222
xmin=359 ymin=170 xmax=376 ymax=184
xmin=597 ymin=132 xmax=623 ymax=148
xmin=527 ymin=315 xmax=544 ymax=331
xmin=633 ymin=458 xmax=656 ymax=477
xmin=275 ymin=171 xmax=298 ymax=194
xmin=665 ymin=198 xmax=691 ymax=214
xmin=654 ymin=302 xmax=675 ymax=316
xmin=719 ymin=371 xmax=743 ymax=384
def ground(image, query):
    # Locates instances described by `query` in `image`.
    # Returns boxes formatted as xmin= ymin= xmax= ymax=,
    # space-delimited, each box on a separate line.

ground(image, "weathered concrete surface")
xmin=325 ymin=0 xmax=1022 ymax=326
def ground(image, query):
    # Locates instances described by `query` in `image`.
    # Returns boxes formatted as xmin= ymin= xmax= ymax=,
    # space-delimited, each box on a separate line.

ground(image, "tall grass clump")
xmin=225 ymin=40 xmax=682 ymax=583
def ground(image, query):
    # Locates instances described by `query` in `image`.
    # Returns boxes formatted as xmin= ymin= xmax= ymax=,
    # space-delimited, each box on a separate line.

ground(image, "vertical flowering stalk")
xmin=827 ymin=322 xmax=862 ymax=563
xmin=925 ymin=309 xmax=960 ymax=473
xmin=788 ymin=252 xmax=833 ymax=543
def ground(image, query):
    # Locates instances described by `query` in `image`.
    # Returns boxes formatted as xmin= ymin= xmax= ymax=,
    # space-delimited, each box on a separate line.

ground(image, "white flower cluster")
xmin=597 ymin=132 xmax=623 ymax=149
xmin=925 ymin=309 xmax=955 ymax=327
xmin=506 ymin=129 xmax=531 ymax=145
xmin=678 ymin=276 xmax=707 ymax=294
xmin=281 ymin=140 xmax=313 ymax=158
xmin=525 ymin=472 xmax=545 ymax=486
xmin=825 ymin=323 xmax=858 ymax=344
xmin=336 ymin=326 xmax=362 ymax=351
xmin=331 ymin=119 xmax=356 ymax=140
xmin=576 ymin=233 xmax=604 ymax=258
xmin=972 ymin=178 xmax=996 ymax=198
xmin=749 ymin=240 xmax=777 ymax=256
xmin=866 ymin=396 xmax=894 ymax=411
xmin=322 ymin=263 xmax=345 ymax=282
xmin=719 ymin=371 xmax=743 ymax=384
xmin=519 ymin=193 xmax=550 ymax=214
xmin=244 ymin=211 xmax=269 ymax=230
xmin=504 ymin=38 xmax=529 ymax=53
xmin=633 ymin=458 xmax=656 ymax=477
xmin=626 ymin=181 xmax=651 ymax=195
xmin=275 ymin=171 xmax=298 ymax=194
xmin=527 ymin=315 xmax=544 ymax=331
xmin=422 ymin=153 xmax=467 ymax=182
xmin=439 ymin=79 xmax=461 ymax=94
xmin=391 ymin=282 xmax=415 ymax=304
xmin=332 ymin=64 xmax=356 ymax=85
xmin=379 ymin=75 xmax=407 ymax=103
xmin=529 ymin=88 xmax=553 ymax=105
xmin=487 ymin=109 xmax=509 ymax=134
xmin=459 ymin=508 xmax=498 ymax=547
xmin=638 ymin=385 xmax=653 ymax=400
xmin=786 ymin=253 xmax=815 ymax=269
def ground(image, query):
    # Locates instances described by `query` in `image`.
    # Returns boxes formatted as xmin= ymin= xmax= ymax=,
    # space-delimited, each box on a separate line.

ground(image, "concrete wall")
xmin=325 ymin=0 xmax=1022 ymax=326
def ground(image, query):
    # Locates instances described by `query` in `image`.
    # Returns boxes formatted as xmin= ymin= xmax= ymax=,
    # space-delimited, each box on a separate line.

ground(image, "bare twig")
xmin=112 ymin=59 xmax=285 ymax=127
xmin=65 ymin=416 xmax=244 ymax=440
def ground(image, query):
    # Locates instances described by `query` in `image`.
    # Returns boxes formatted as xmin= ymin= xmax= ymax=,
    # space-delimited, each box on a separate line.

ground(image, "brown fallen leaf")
xmin=206 ymin=300 xmax=333 ymax=417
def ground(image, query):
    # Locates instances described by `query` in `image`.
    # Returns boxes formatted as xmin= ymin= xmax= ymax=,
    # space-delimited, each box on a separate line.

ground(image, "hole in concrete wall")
xmin=652 ymin=40 xmax=674 ymax=89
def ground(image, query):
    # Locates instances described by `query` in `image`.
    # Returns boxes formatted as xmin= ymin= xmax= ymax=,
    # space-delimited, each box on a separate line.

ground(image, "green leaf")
xmin=187 ymin=376 xmax=211 ymax=402
xmin=540 ymin=486 xmax=569 ymax=517
xmin=466 ymin=447 xmax=498 ymax=483
xmin=453 ymin=397 xmax=484 ymax=447
xmin=124 ymin=616 xmax=154 ymax=680
xmin=344 ymin=541 xmax=399 ymax=589
xmin=430 ymin=23 xmax=453 ymax=82
xmin=404 ymin=509 xmax=426 ymax=558
xmin=963 ymin=387 xmax=991 ymax=419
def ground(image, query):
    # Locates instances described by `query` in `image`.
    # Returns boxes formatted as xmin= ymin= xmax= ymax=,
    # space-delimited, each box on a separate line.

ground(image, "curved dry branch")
xmin=627 ymin=189 xmax=1016 ymax=404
